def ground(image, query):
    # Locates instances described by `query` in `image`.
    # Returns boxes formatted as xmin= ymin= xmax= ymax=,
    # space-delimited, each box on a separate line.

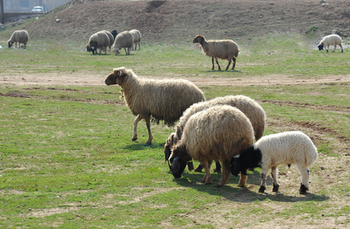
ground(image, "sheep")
xmin=231 ymin=131 xmax=318 ymax=194
xmin=113 ymin=31 xmax=133 ymax=56
xmin=318 ymin=34 xmax=343 ymax=53
xmin=129 ymin=29 xmax=142 ymax=50
xmin=104 ymin=67 xmax=206 ymax=145
xmin=164 ymin=95 xmax=266 ymax=175
xmin=111 ymin=30 xmax=118 ymax=39
xmin=7 ymin=30 xmax=29 ymax=49
xmin=168 ymin=105 xmax=255 ymax=187
xmin=86 ymin=31 xmax=110 ymax=55
xmin=192 ymin=34 xmax=239 ymax=71
xmin=102 ymin=30 xmax=115 ymax=52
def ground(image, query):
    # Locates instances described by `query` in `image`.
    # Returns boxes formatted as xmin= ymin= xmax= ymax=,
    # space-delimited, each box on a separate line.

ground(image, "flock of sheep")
xmin=8 ymin=28 xmax=345 ymax=195
xmin=105 ymin=66 xmax=318 ymax=195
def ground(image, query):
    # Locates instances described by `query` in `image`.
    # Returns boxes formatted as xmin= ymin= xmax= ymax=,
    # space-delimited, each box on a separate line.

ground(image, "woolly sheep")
xmin=113 ymin=31 xmax=133 ymax=56
xmin=102 ymin=30 xmax=115 ymax=52
xmin=168 ymin=105 xmax=254 ymax=187
xmin=318 ymin=34 xmax=343 ymax=53
xmin=164 ymin=95 xmax=266 ymax=174
xmin=231 ymin=131 xmax=318 ymax=194
xmin=129 ymin=29 xmax=142 ymax=50
xmin=8 ymin=30 xmax=29 ymax=49
xmin=104 ymin=67 xmax=205 ymax=145
xmin=193 ymin=34 xmax=239 ymax=71
xmin=86 ymin=31 xmax=110 ymax=55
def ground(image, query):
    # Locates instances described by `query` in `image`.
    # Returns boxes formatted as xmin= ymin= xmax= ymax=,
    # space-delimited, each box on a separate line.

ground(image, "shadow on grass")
xmin=121 ymin=140 xmax=166 ymax=151
xmin=170 ymin=169 xmax=329 ymax=203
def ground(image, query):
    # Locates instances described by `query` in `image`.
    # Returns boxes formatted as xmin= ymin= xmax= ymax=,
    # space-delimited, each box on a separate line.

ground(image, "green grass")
xmin=0 ymin=32 xmax=350 ymax=228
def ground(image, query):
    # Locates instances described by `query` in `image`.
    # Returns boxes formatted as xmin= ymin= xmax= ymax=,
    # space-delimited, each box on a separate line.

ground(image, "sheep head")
xmin=231 ymin=146 xmax=261 ymax=177
xmin=164 ymin=133 xmax=176 ymax=161
xmin=318 ymin=43 xmax=324 ymax=51
xmin=105 ymin=67 xmax=127 ymax=86
xmin=192 ymin=35 xmax=205 ymax=45
xmin=8 ymin=41 xmax=13 ymax=48
xmin=168 ymin=145 xmax=191 ymax=178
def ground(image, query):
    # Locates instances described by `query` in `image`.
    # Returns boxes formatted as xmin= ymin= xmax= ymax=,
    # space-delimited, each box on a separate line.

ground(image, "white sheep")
xmin=104 ymin=67 xmax=205 ymax=145
xmin=129 ymin=29 xmax=142 ymax=50
xmin=231 ymin=131 xmax=318 ymax=194
xmin=86 ymin=31 xmax=110 ymax=54
xmin=164 ymin=95 xmax=266 ymax=175
xmin=8 ymin=30 xmax=29 ymax=49
xmin=168 ymin=105 xmax=254 ymax=187
xmin=318 ymin=34 xmax=343 ymax=53
xmin=113 ymin=31 xmax=133 ymax=56
xmin=193 ymin=34 xmax=239 ymax=71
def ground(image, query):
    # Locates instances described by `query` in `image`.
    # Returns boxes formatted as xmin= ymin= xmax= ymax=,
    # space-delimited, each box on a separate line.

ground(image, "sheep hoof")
xmin=258 ymin=186 xmax=266 ymax=193
xmin=299 ymin=184 xmax=308 ymax=195
xmin=132 ymin=137 xmax=137 ymax=141
xmin=272 ymin=183 xmax=280 ymax=192
xmin=194 ymin=164 xmax=204 ymax=173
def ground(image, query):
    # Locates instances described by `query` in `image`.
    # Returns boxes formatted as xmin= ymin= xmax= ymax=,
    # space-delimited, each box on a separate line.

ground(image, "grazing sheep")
xmin=168 ymin=105 xmax=254 ymax=187
xmin=129 ymin=29 xmax=142 ymax=50
xmin=318 ymin=34 xmax=343 ymax=53
xmin=193 ymin=34 xmax=239 ymax=71
xmin=113 ymin=31 xmax=133 ymax=56
xmin=102 ymin=30 xmax=115 ymax=52
xmin=111 ymin=30 xmax=118 ymax=39
xmin=164 ymin=95 xmax=266 ymax=175
xmin=105 ymin=67 xmax=205 ymax=145
xmin=86 ymin=31 xmax=110 ymax=55
xmin=231 ymin=131 xmax=318 ymax=194
xmin=8 ymin=30 xmax=29 ymax=49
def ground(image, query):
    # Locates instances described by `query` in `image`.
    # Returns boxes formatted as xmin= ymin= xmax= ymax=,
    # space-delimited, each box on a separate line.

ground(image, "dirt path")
xmin=1 ymin=73 xmax=350 ymax=87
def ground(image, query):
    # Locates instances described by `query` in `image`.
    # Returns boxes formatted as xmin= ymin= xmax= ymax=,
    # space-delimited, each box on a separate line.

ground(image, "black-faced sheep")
xmin=86 ymin=31 xmax=110 ymax=55
xmin=193 ymin=34 xmax=239 ymax=71
xmin=111 ymin=30 xmax=118 ymax=39
xmin=105 ymin=67 xmax=205 ymax=145
xmin=8 ymin=30 xmax=29 ymax=49
xmin=164 ymin=95 xmax=266 ymax=177
xmin=113 ymin=31 xmax=133 ymax=56
xmin=318 ymin=34 xmax=343 ymax=53
xmin=231 ymin=131 xmax=318 ymax=194
xmin=130 ymin=29 xmax=142 ymax=50
xmin=168 ymin=105 xmax=254 ymax=187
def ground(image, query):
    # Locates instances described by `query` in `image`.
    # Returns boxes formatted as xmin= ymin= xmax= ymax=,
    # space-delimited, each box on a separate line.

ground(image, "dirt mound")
xmin=14 ymin=0 xmax=350 ymax=43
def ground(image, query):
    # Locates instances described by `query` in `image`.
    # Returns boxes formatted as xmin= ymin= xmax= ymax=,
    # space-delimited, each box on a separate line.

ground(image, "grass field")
xmin=1 ymin=32 xmax=350 ymax=228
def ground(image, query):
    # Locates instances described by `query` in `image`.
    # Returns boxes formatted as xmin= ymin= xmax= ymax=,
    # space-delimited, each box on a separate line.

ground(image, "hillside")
xmin=17 ymin=0 xmax=350 ymax=44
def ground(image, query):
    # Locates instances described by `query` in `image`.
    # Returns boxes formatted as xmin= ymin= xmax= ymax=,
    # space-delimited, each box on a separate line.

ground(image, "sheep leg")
xmin=231 ymin=57 xmax=236 ymax=70
xmin=211 ymin=57 xmax=215 ymax=70
xmin=201 ymin=160 xmax=212 ymax=184
xmin=214 ymin=160 xmax=221 ymax=173
xmin=225 ymin=59 xmax=232 ymax=71
xmin=132 ymin=115 xmax=143 ymax=141
xmin=144 ymin=116 xmax=153 ymax=145
xmin=237 ymin=170 xmax=248 ymax=187
xmin=215 ymin=57 xmax=221 ymax=71
xmin=217 ymin=161 xmax=231 ymax=187
xmin=298 ymin=165 xmax=310 ymax=194
xmin=271 ymin=166 xmax=280 ymax=192
xmin=258 ymin=171 xmax=267 ymax=193
xmin=194 ymin=163 xmax=204 ymax=172
xmin=340 ymin=44 xmax=343 ymax=53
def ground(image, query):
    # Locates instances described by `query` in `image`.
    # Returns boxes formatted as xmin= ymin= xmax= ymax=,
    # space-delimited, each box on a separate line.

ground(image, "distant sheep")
xmin=86 ymin=31 xmax=110 ymax=54
xmin=193 ymin=34 xmax=239 ymax=71
xmin=113 ymin=31 xmax=133 ymax=56
xmin=168 ymin=105 xmax=254 ymax=187
xmin=231 ymin=131 xmax=318 ymax=194
xmin=104 ymin=67 xmax=205 ymax=145
xmin=102 ymin=30 xmax=115 ymax=52
xmin=8 ymin=30 xmax=29 ymax=49
xmin=130 ymin=29 xmax=142 ymax=50
xmin=164 ymin=95 xmax=266 ymax=174
xmin=111 ymin=30 xmax=118 ymax=39
xmin=318 ymin=34 xmax=343 ymax=53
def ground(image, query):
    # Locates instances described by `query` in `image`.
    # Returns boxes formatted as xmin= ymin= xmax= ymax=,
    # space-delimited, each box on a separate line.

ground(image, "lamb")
xmin=7 ymin=30 xmax=29 ymax=49
xmin=164 ymin=95 xmax=266 ymax=175
xmin=104 ymin=67 xmax=206 ymax=145
xmin=129 ymin=29 xmax=142 ymax=50
xmin=318 ymin=34 xmax=343 ymax=53
xmin=113 ymin=31 xmax=133 ymax=56
xmin=86 ymin=31 xmax=110 ymax=55
xmin=168 ymin=105 xmax=254 ymax=187
xmin=231 ymin=131 xmax=318 ymax=194
xmin=192 ymin=34 xmax=239 ymax=71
